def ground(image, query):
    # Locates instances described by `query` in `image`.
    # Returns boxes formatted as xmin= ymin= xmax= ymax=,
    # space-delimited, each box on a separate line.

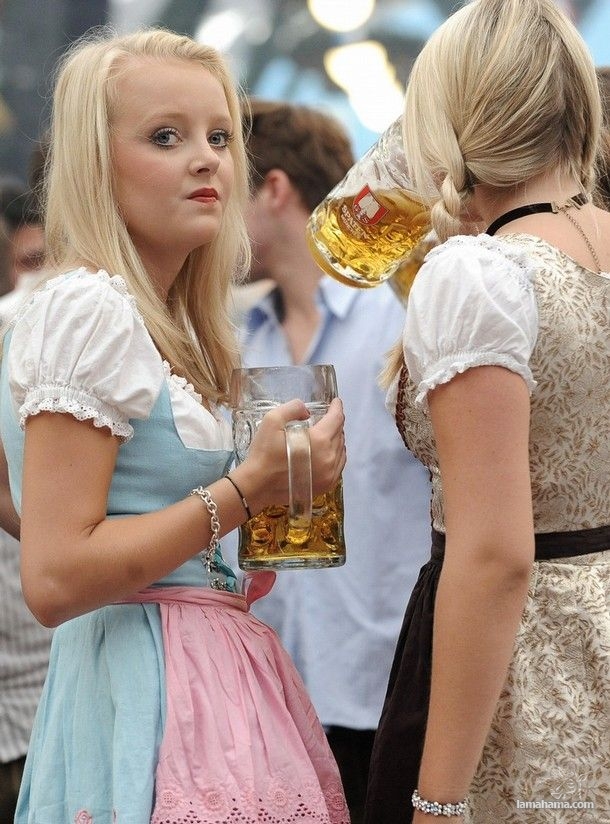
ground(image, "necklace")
xmin=485 ymin=192 xmax=588 ymax=235
xmin=558 ymin=208 xmax=601 ymax=274
xmin=486 ymin=192 xmax=601 ymax=273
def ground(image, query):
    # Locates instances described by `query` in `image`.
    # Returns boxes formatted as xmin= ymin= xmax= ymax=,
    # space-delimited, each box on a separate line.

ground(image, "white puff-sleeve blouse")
xmin=401 ymin=234 xmax=540 ymax=407
xmin=8 ymin=268 xmax=165 ymax=442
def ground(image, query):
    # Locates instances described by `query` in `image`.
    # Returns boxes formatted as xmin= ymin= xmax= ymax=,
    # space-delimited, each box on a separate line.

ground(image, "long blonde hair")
xmin=44 ymin=27 xmax=251 ymax=403
xmin=382 ymin=0 xmax=602 ymax=387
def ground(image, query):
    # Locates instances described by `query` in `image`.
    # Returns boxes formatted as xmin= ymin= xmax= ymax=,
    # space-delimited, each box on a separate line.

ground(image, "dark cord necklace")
xmin=486 ymin=192 xmax=589 ymax=236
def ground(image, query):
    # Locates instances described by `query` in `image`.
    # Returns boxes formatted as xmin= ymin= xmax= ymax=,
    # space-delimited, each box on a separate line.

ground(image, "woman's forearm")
xmin=21 ymin=474 xmax=248 ymax=627
xmin=20 ymin=398 xmax=346 ymax=627
xmin=416 ymin=552 xmax=531 ymax=802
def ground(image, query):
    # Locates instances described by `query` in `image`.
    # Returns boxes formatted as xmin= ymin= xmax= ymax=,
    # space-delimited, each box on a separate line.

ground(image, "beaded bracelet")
xmin=190 ymin=486 xmax=220 ymax=574
xmin=411 ymin=789 xmax=467 ymax=817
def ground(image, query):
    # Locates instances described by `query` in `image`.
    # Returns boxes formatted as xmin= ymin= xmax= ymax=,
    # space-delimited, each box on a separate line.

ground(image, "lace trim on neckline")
xmin=162 ymin=360 xmax=203 ymax=405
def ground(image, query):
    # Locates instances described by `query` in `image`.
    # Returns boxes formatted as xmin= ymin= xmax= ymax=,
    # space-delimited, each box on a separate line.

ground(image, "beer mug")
xmin=306 ymin=116 xmax=431 ymax=289
xmin=387 ymin=231 xmax=437 ymax=307
xmin=230 ymin=365 xmax=346 ymax=571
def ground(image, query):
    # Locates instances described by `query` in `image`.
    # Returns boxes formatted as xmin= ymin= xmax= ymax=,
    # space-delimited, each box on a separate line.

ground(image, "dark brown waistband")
xmin=431 ymin=524 xmax=610 ymax=563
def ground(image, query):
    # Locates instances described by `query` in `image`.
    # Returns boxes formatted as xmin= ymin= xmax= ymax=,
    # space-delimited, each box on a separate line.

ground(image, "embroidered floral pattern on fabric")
xmin=149 ymin=780 xmax=350 ymax=824
xmin=265 ymin=777 xmax=298 ymax=812
xmin=201 ymin=787 xmax=230 ymax=815
xmin=395 ymin=233 xmax=610 ymax=533
xmin=467 ymin=551 xmax=610 ymax=822
xmin=394 ymin=233 xmax=610 ymax=822
xmin=157 ymin=785 xmax=182 ymax=810
xmin=74 ymin=811 xmax=93 ymax=824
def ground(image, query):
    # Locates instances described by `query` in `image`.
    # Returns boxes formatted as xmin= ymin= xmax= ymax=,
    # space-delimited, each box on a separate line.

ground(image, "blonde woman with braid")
xmin=363 ymin=1 xmax=610 ymax=822
xmin=0 ymin=28 xmax=348 ymax=823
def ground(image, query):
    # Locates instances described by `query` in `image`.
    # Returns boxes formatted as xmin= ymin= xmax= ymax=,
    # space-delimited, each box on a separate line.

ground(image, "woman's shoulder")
xmin=6 ymin=267 xmax=164 ymax=441
xmin=423 ymin=233 xmax=538 ymax=291
xmin=15 ymin=267 xmax=144 ymax=326
xmin=404 ymin=233 xmax=540 ymax=407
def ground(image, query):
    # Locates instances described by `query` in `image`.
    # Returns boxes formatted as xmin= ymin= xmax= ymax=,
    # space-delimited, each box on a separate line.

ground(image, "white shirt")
xmin=224 ymin=277 xmax=432 ymax=730
xmin=390 ymin=234 xmax=539 ymax=409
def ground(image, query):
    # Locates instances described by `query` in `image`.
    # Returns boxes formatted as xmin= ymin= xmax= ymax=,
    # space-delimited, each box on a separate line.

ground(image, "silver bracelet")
xmin=412 ymin=789 xmax=467 ymax=817
xmin=190 ymin=486 xmax=220 ymax=574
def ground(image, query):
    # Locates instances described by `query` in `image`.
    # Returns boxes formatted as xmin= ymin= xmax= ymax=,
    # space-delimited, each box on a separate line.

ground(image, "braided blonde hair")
xmin=382 ymin=0 xmax=602 ymax=386
xmin=404 ymin=0 xmax=600 ymax=242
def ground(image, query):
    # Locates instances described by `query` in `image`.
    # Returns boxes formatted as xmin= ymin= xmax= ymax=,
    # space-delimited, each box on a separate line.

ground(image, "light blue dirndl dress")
xmin=1 ymin=270 xmax=349 ymax=824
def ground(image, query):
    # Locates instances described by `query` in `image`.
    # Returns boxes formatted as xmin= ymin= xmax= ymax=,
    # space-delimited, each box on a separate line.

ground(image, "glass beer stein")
xmin=387 ymin=231 xmax=437 ymax=307
xmin=306 ymin=116 xmax=432 ymax=290
xmin=230 ymin=365 xmax=346 ymax=571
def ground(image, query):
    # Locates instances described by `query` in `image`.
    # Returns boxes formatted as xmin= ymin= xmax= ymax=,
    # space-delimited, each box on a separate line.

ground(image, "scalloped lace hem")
xmin=150 ymin=789 xmax=349 ymax=824
xmin=19 ymin=384 xmax=133 ymax=441
xmin=148 ymin=775 xmax=349 ymax=824
xmin=415 ymin=351 xmax=537 ymax=407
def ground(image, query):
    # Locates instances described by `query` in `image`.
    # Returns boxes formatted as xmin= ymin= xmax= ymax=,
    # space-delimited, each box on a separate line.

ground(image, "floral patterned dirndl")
xmin=365 ymin=234 xmax=610 ymax=823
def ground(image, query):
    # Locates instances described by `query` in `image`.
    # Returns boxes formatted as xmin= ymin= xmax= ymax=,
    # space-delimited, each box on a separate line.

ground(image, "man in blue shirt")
xmin=231 ymin=100 xmax=431 ymax=823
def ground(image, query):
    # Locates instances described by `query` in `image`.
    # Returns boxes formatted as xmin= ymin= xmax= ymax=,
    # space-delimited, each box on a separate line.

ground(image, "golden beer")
xmin=387 ymin=233 xmax=437 ymax=306
xmin=230 ymin=366 xmax=347 ymax=572
xmin=306 ymin=187 xmax=430 ymax=288
xmin=238 ymin=481 xmax=345 ymax=570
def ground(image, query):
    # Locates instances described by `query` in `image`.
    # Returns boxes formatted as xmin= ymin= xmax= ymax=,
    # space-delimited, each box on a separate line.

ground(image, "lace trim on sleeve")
xmin=414 ymin=350 xmax=537 ymax=408
xmin=19 ymin=383 xmax=134 ymax=441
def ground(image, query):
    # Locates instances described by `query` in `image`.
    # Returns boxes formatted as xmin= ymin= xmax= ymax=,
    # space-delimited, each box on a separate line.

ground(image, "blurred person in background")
xmin=232 ymin=98 xmax=431 ymax=824
xmin=0 ymin=212 xmax=11 ymax=296
xmin=0 ymin=178 xmax=27 ymax=298
xmin=0 ymin=146 xmax=52 ymax=823
xmin=0 ymin=141 xmax=48 ymax=323
xmin=0 ymin=437 xmax=50 ymax=823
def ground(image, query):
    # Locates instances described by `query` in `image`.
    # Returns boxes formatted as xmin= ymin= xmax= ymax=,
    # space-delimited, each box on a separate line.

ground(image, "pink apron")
xmin=123 ymin=577 xmax=350 ymax=824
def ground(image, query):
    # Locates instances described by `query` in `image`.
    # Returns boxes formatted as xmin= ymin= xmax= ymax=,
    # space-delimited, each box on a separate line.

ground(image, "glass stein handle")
xmin=284 ymin=420 xmax=312 ymax=545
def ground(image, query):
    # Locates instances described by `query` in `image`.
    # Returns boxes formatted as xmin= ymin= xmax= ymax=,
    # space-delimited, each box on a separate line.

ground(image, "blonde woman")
xmin=0 ymin=28 xmax=348 ymax=823
xmin=363 ymin=0 xmax=610 ymax=821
